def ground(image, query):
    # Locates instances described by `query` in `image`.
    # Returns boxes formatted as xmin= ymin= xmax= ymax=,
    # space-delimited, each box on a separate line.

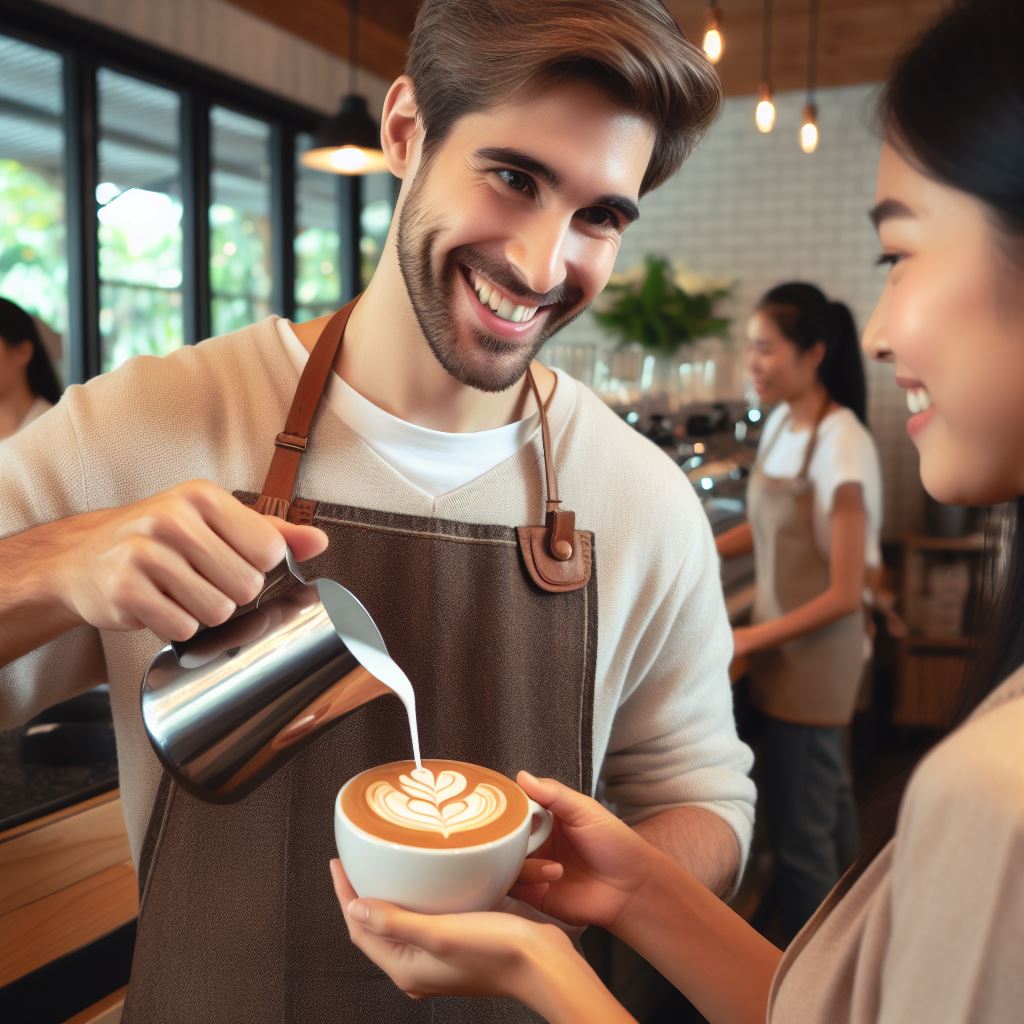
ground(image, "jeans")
xmin=755 ymin=716 xmax=859 ymax=944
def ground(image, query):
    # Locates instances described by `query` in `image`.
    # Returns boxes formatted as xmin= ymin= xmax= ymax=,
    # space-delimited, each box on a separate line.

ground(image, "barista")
xmin=718 ymin=282 xmax=883 ymax=942
xmin=0 ymin=2 xmax=754 ymax=1020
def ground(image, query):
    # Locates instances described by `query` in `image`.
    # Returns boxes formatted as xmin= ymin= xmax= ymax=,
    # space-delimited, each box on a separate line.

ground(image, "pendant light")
xmin=702 ymin=2 xmax=725 ymax=64
xmin=301 ymin=0 xmax=389 ymax=175
xmin=754 ymin=0 xmax=776 ymax=133
xmin=799 ymin=0 xmax=821 ymax=153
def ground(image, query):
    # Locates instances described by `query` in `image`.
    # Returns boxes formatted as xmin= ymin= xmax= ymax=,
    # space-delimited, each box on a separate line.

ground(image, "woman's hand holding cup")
xmin=509 ymin=771 xmax=657 ymax=935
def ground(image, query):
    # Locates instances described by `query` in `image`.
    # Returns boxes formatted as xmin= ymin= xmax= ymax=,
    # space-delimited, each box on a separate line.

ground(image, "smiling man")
xmin=0 ymin=1 xmax=754 ymax=1021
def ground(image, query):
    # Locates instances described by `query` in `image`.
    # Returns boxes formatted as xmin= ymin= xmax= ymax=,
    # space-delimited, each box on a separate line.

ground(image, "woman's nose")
xmin=862 ymin=297 xmax=893 ymax=362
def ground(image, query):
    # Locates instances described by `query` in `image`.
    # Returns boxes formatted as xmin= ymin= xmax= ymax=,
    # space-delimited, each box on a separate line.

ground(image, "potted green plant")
xmin=593 ymin=255 xmax=732 ymax=354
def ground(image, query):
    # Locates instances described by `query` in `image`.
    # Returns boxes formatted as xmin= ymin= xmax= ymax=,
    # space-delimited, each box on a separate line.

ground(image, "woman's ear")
xmin=13 ymin=339 xmax=33 ymax=370
xmin=809 ymin=339 xmax=827 ymax=372
xmin=380 ymin=76 xmax=422 ymax=179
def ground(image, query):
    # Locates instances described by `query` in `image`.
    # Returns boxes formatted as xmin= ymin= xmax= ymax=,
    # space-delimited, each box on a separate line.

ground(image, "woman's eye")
xmin=875 ymin=252 xmax=903 ymax=271
xmin=496 ymin=169 xmax=532 ymax=194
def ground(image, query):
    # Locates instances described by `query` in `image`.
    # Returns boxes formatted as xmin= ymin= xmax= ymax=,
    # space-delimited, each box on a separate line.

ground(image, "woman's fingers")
xmin=516 ymin=858 xmax=564 ymax=886
xmin=516 ymin=771 xmax=607 ymax=827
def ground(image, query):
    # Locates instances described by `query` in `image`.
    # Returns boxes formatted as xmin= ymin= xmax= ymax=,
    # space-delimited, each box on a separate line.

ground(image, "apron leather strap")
xmin=797 ymin=394 xmax=833 ymax=480
xmin=254 ymin=300 xmax=357 ymax=519
xmin=256 ymin=303 xmax=591 ymax=593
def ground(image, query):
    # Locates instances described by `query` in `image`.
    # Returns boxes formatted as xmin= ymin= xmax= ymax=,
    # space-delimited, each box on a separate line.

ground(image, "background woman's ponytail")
xmin=757 ymin=282 xmax=868 ymax=425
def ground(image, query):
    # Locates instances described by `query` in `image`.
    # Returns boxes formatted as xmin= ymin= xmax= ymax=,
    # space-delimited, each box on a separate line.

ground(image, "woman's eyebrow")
xmin=869 ymin=198 xmax=916 ymax=229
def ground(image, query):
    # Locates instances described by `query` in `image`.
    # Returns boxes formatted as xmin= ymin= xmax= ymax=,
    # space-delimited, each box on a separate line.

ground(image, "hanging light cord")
xmin=762 ymin=0 xmax=773 ymax=85
xmin=349 ymin=0 xmax=359 ymax=94
xmin=807 ymin=0 xmax=820 ymax=100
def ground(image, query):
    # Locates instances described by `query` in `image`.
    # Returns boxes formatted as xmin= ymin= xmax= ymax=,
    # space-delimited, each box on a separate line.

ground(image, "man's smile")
xmin=467 ymin=268 xmax=540 ymax=324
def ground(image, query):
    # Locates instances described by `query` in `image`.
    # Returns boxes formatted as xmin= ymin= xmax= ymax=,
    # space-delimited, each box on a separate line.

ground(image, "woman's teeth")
xmin=906 ymin=387 xmax=932 ymax=415
xmin=470 ymin=271 xmax=538 ymax=324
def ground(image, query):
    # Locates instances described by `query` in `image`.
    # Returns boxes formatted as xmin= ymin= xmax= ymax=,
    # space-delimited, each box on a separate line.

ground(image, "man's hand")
xmin=47 ymin=479 xmax=328 ymax=642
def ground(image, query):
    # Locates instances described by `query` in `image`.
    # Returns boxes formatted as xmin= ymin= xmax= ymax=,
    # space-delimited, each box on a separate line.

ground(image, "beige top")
xmin=769 ymin=662 xmax=1024 ymax=1022
xmin=0 ymin=317 xmax=754 ymax=871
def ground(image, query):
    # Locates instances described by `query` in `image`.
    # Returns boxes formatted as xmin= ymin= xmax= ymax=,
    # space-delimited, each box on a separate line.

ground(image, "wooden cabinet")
xmin=0 ymin=790 xmax=135 ymax=1018
xmin=894 ymin=534 xmax=984 ymax=728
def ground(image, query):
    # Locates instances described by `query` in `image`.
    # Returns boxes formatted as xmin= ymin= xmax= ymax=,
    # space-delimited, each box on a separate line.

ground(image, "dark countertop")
xmin=0 ymin=716 xmax=118 ymax=833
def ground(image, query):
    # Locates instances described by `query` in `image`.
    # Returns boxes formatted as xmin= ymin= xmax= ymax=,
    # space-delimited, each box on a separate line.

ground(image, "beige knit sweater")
xmin=0 ymin=317 xmax=755 ymax=868
xmin=770 ymin=663 xmax=1024 ymax=1022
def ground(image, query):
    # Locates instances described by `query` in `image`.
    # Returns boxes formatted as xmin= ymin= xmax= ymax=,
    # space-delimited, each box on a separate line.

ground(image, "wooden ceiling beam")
xmin=225 ymin=0 xmax=953 ymax=99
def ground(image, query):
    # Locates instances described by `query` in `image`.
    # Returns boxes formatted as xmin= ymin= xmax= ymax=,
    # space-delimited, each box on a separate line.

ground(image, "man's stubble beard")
xmin=395 ymin=168 xmax=587 ymax=394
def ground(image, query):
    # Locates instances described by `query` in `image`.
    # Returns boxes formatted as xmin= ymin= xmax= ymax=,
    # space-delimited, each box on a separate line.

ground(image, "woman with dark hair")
xmin=717 ymin=281 xmax=883 ymax=942
xmin=329 ymin=1 xmax=1024 ymax=1019
xmin=0 ymin=296 xmax=62 ymax=440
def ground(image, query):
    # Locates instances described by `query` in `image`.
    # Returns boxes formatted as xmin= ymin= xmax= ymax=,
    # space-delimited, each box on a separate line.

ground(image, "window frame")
xmin=1 ymin=1 xmax=384 ymax=382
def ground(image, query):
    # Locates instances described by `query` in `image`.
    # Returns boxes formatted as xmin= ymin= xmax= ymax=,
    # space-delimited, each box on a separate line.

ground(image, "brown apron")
xmin=122 ymin=303 xmax=598 ymax=1023
xmin=746 ymin=408 xmax=864 ymax=726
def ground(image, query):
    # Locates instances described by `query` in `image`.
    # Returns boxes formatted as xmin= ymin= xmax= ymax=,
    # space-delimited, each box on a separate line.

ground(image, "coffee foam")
xmin=341 ymin=759 xmax=528 ymax=849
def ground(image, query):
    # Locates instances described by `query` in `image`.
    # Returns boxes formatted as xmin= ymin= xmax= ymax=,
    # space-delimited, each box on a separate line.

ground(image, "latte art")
xmin=341 ymin=759 xmax=528 ymax=849
xmin=366 ymin=766 xmax=508 ymax=838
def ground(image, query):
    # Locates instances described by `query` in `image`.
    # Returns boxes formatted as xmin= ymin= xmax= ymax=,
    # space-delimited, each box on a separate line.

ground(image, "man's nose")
xmin=504 ymin=214 xmax=571 ymax=298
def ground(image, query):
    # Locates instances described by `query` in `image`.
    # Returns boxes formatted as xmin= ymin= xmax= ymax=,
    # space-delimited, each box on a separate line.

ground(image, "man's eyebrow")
xmin=475 ymin=146 xmax=640 ymax=223
xmin=476 ymin=147 xmax=561 ymax=188
xmin=869 ymin=198 xmax=915 ymax=229
xmin=599 ymin=196 xmax=640 ymax=225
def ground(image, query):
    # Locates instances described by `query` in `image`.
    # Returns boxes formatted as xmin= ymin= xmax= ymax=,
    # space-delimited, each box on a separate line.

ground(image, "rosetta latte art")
xmin=365 ymin=766 xmax=508 ymax=839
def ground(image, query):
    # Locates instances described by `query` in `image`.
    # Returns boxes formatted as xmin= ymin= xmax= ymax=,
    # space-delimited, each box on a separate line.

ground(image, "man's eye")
xmin=579 ymin=207 xmax=619 ymax=229
xmin=496 ymin=169 xmax=532 ymax=194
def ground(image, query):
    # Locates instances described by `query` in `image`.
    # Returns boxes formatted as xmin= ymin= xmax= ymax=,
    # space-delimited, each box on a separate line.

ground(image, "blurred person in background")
xmin=717 ymin=282 xmax=883 ymax=942
xmin=0 ymin=296 xmax=62 ymax=440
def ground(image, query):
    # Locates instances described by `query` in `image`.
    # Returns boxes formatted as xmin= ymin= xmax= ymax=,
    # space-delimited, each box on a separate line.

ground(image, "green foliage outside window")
xmin=0 ymin=159 xmax=68 ymax=336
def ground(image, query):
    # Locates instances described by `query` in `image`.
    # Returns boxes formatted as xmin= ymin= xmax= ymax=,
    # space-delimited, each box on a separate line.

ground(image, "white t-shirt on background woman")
xmin=758 ymin=403 xmax=883 ymax=569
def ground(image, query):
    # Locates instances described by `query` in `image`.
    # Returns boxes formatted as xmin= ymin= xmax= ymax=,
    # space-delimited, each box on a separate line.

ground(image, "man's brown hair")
xmin=405 ymin=0 xmax=721 ymax=195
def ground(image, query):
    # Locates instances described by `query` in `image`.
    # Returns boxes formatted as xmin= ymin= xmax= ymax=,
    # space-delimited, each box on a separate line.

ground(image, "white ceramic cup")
xmin=335 ymin=765 xmax=553 ymax=914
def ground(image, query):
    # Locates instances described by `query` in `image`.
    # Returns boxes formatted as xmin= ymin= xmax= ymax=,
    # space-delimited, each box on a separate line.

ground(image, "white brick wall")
xmin=553 ymin=83 xmax=923 ymax=539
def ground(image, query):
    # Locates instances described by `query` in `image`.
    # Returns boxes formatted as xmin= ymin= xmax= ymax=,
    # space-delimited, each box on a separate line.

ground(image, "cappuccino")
xmin=340 ymin=759 xmax=527 ymax=849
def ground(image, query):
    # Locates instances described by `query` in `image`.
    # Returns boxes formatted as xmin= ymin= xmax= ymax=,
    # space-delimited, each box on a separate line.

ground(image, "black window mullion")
xmin=338 ymin=174 xmax=362 ymax=302
xmin=181 ymin=91 xmax=211 ymax=344
xmin=63 ymin=48 xmax=100 ymax=383
xmin=271 ymin=122 xmax=296 ymax=321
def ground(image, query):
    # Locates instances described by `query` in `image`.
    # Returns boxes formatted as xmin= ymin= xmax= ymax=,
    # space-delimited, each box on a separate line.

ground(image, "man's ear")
xmin=380 ymin=76 xmax=422 ymax=179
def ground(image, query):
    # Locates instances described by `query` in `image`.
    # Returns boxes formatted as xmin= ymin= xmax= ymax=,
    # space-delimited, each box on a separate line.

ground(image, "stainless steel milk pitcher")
xmin=141 ymin=548 xmax=397 ymax=803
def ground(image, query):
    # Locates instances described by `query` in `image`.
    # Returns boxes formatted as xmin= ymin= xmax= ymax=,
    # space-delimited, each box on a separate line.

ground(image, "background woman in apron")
xmin=717 ymin=283 xmax=883 ymax=943
xmin=327 ymin=4 xmax=1024 ymax=1020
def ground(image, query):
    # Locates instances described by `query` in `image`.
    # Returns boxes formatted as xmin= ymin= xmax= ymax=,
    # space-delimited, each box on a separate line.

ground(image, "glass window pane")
xmin=360 ymin=172 xmax=395 ymax=286
xmin=0 ymin=34 xmax=68 ymax=379
xmin=294 ymin=131 xmax=341 ymax=322
xmin=97 ymin=69 xmax=183 ymax=372
xmin=210 ymin=107 xmax=272 ymax=335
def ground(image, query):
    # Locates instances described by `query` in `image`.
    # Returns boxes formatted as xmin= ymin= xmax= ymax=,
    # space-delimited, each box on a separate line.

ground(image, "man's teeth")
xmin=906 ymin=387 xmax=932 ymax=415
xmin=470 ymin=272 xmax=538 ymax=324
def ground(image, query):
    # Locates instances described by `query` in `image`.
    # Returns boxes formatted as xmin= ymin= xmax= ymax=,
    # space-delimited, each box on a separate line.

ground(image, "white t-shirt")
xmin=758 ymin=403 xmax=883 ymax=568
xmin=277 ymin=318 xmax=543 ymax=497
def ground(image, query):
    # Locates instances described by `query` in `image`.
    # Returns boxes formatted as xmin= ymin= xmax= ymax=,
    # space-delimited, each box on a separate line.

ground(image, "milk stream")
xmin=333 ymin=621 xmax=423 ymax=769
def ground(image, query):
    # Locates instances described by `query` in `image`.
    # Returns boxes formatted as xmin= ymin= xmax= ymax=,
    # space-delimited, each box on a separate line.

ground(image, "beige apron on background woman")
xmin=747 ymin=410 xmax=865 ymax=724
xmin=121 ymin=302 xmax=598 ymax=1023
